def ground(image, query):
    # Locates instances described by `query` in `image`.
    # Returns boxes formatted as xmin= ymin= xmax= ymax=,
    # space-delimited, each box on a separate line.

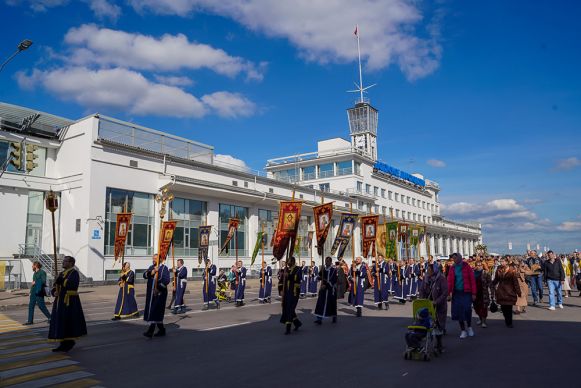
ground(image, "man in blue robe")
xmin=299 ymin=261 xmax=308 ymax=298
xmin=48 ymin=256 xmax=87 ymax=352
xmin=203 ymin=259 xmax=219 ymax=310
xmin=172 ymin=259 xmax=188 ymax=314
xmin=258 ymin=263 xmax=273 ymax=303
xmin=308 ymin=261 xmax=318 ymax=296
xmin=113 ymin=261 xmax=139 ymax=320
xmin=234 ymin=260 xmax=247 ymax=307
xmin=314 ymin=256 xmax=338 ymax=324
xmin=348 ymin=257 xmax=367 ymax=317
xmin=143 ymin=254 xmax=170 ymax=338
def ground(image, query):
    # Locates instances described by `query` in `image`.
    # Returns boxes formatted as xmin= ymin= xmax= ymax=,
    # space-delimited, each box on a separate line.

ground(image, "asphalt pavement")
xmin=1 ymin=282 xmax=580 ymax=388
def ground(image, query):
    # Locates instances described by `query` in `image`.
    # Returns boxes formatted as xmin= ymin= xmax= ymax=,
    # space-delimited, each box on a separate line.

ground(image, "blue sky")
xmin=1 ymin=0 xmax=580 ymax=253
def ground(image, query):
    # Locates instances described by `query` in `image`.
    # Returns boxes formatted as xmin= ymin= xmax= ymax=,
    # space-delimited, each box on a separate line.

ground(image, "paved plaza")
xmin=1 ymin=280 xmax=580 ymax=388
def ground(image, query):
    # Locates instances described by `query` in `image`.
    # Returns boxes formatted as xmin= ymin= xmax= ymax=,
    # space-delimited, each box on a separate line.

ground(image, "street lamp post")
xmin=45 ymin=189 xmax=59 ymax=279
xmin=0 ymin=39 xmax=33 ymax=73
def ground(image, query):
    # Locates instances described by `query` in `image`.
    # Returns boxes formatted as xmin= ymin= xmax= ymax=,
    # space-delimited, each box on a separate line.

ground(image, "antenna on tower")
xmin=347 ymin=25 xmax=376 ymax=103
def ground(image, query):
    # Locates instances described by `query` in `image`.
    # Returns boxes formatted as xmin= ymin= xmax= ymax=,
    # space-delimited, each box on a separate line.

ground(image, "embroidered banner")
xmin=114 ymin=212 xmax=132 ymax=262
xmin=251 ymin=231 xmax=265 ymax=266
xmin=220 ymin=218 xmax=240 ymax=254
xmin=159 ymin=220 xmax=177 ymax=262
xmin=410 ymin=225 xmax=420 ymax=246
xmin=398 ymin=223 xmax=409 ymax=242
xmin=376 ymin=223 xmax=387 ymax=258
xmin=313 ymin=202 xmax=333 ymax=256
xmin=272 ymin=201 xmax=303 ymax=260
xmin=386 ymin=222 xmax=398 ymax=259
xmin=330 ymin=213 xmax=357 ymax=259
xmin=198 ymin=225 xmax=212 ymax=264
xmin=361 ymin=215 xmax=379 ymax=258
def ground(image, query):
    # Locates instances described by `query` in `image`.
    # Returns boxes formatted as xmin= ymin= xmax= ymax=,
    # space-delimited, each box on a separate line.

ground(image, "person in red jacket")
xmin=447 ymin=253 xmax=477 ymax=339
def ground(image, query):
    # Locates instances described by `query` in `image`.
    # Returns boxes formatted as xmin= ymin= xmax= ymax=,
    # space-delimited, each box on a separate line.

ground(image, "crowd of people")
xmin=24 ymin=249 xmax=581 ymax=352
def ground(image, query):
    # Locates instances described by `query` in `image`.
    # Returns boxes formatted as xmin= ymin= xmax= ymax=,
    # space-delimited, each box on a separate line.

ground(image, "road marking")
xmin=0 ymin=347 xmax=49 ymax=359
xmin=0 ymin=353 xmax=68 ymax=372
xmin=0 ymin=343 xmax=51 ymax=356
xmin=199 ymin=321 xmax=253 ymax=331
xmin=0 ymin=359 xmax=79 ymax=379
xmin=0 ymin=336 xmax=45 ymax=348
xmin=50 ymin=377 xmax=102 ymax=388
xmin=0 ymin=364 xmax=82 ymax=386
xmin=6 ymin=370 xmax=95 ymax=388
xmin=0 ymin=338 xmax=47 ymax=350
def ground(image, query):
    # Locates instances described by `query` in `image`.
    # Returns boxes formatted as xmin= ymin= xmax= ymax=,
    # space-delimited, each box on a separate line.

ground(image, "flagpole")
xmin=350 ymin=202 xmax=356 ymax=298
xmin=356 ymin=24 xmax=364 ymax=103
xmin=261 ymin=223 xmax=265 ymax=295
xmin=122 ymin=198 xmax=128 ymax=267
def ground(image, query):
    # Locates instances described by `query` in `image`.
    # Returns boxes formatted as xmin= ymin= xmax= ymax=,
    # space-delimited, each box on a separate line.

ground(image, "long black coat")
xmin=314 ymin=266 xmax=338 ymax=318
xmin=280 ymin=265 xmax=301 ymax=324
xmin=143 ymin=264 xmax=170 ymax=323
xmin=48 ymin=268 xmax=87 ymax=341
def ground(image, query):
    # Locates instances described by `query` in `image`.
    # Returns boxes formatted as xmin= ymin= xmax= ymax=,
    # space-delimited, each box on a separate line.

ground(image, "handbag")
xmin=489 ymin=299 xmax=499 ymax=313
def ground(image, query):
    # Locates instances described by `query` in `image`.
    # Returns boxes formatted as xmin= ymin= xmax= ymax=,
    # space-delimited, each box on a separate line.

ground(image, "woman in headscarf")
xmin=472 ymin=260 xmax=491 ymax=328
xmin=420 ymin=263 xmax=448 ymax=352
xmin=492 ymin=256 xmax=521 ymax=328
xmin=514 ymin=258 xmax=532 ymax=314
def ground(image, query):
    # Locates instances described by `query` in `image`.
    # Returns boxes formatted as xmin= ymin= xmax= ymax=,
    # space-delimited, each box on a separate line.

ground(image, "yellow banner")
xmin=0 ymin=262 xmax=6 ymax=290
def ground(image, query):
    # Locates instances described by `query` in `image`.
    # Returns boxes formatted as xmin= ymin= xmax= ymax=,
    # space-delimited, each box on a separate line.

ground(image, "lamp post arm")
xmin=0 ymin=50 xmax=20 ymax=73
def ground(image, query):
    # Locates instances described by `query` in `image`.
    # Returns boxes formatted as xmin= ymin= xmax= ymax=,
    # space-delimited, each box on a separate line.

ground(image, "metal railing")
xmin=302 ymin=172 xmax=316 ymax=180
xmin=18 ymin=244 xmax=59 ymax=279
xmin=319 ymin=170 xmax=334 ymax=178
xmin=336 ymin=167 xmax=353 ymax=176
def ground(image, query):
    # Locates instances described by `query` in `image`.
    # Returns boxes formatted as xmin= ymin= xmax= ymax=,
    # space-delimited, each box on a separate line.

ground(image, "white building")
xmin=0 ymin=100 xmax=481 ymax=285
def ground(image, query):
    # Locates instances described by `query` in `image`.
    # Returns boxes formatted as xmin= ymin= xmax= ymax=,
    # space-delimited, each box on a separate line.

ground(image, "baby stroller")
xmin=403 ymin=299 xmax=437 ymax=362
xmin=217 ymin=277 xmax=232 ymax=303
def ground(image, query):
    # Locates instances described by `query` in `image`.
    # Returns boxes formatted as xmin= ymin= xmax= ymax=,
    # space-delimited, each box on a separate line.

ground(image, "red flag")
xmin=354 ymin=25 xmax=358 ymax=36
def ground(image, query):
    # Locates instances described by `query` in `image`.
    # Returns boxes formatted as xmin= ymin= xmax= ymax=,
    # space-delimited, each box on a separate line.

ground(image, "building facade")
xmin=0 ymin=101 xmax=481 ymax=284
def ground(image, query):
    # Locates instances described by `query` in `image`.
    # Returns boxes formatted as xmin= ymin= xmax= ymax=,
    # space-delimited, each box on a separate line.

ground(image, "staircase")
xmin=16 ymin=244 xmax=93 ymax=284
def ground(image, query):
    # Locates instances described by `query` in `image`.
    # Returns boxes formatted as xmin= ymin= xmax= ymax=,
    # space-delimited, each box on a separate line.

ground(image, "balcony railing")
xmin=336 ymin=167 xmax=353 ymax=176
xmin=319 ymin=170 xmax=334 ymax=178
xmin=346 ymin=187 xmax=377 ymax=199
xmin=303 ymin=172 xmax=316 ymax=180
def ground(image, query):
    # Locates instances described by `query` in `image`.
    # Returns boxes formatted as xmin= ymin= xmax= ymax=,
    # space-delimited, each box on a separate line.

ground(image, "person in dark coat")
xmin=348 ymin=257 xmax=366 ymax=317
xmin=314 ymin=256 xmax=338 ymax=324
xmin=258 ymin=263 xmax=273 ymax=303
xmin=112 ymin=262 xmax=139 ymax=320
xmin=420 ymin=263 xmax=448 ymax=352
xmin=335 ymin=261 xmax=348 ymax=299
xmin=308 ymin=261 xmax=319 ymax=296
xmin=492 ymin=256 xmax=521 ymax=328
xmin=234 ymin=260 xmax=247 ymax=307
xmin=172 ymin=259 xmax=188 ymax=314
xmin=48 ymin=256 xmax=87 ymax=352
xmin=299 ymin=261 xmax=308 ymax=298
xmin=203 ymin=259 xmax=219 ymax=310
xmin=143 ymin=254 xmax=171 ymax=338
xmin=280 ymin=256 xmax=302 ymax=334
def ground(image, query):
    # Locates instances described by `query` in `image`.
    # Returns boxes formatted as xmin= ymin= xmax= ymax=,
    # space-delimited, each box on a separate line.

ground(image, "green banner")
xmin=410 ymin=225 xmax=420 ymax=246
xmin=386 ymin=222 xmax=398 ymax=259
xmin=251 ymin=231 xmax=265 ymax=266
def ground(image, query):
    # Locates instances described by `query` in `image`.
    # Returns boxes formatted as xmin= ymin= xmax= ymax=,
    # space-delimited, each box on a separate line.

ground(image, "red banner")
xmin=398 ymin=223 xmax=409 ymax=241
xmin=114 ymin=212 xmax=132 ymax=262
xmin=272 ymin=201 xmax=302 ymax=260
xmin=313 ymin=202 xmax=333 ymax=256
xmin=158 ymin=220 xmax=177 ymax=262
xmin=220 ymin=218 xmax=240 ymax=254
xmin=361 ymin=215 xmax=379 ymax=258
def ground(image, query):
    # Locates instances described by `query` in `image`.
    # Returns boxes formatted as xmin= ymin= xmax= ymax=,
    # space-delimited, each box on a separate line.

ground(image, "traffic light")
xmin=8 ymin=142 xmax=22 ymax=170
xmin=25 ymin=144 xmax=38 ymax=173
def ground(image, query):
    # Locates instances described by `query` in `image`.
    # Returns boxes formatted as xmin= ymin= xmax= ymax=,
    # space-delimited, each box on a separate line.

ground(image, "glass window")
xmin=24 ymin=191 xmax=44 ymax=253
xmin=219 ymin=204 xmax=248 ymax=257
xmin=381 ymin=189 xmax=386 ymax=198
xmin=105 ymin=188 xmax=155 ymax=256
xmin=170 ymin=198 xmax=207 ymax=257
xmin=365 ymin=184 xmax=371 ymax=194
xmin=357 ymin=181 xmax=363 ymax=192
xmin=259 ymin=209 xmax=277 ymax=255
xmin=336 ymin=160 xmax=352 ymax=176
xmin=302 ymin=166 xmax=316 ymax=180
xmin=395 ymin=193 xmax=399 ymax=201
xmin=274 ymin=169 xmax=299 ymax=183
xmin=373 ymin=186 xmax=379 ymax=196
xmin=318 ymin=163 xmax=334 ymax=178
xmin=354 ymin=162 xmax=361 ymax=175
xmin=319 ymin=183 xmax=330 ymax=192
xmin=396 ymin=209 xmax=400 ymax=218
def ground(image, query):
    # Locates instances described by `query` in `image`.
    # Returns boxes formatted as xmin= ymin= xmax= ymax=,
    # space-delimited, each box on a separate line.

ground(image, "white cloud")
xmin=154 ymin=75 xmax=194 ymax=87
xmin=64 ymin=24 xmax=265 ymax=81
xmin=427 ymin=159 xmax=446 ymax=168
xmin=6 ymin=0 xmax=68 ymax=12
xmin=85 ymin=0 xmax=121 ymax=21
xmin=16 ymin=66 xmax=257 ymax=118
xmin=555 ymin=157 xmax=581 ymax=171
xmin=201 ymin=92 xmax=256 ymax=118
xmin=557 ymin=221 xmax=581 ymax=232
xmin=213 ymin=154 xmax=250 ymax=172
xmin=128 ymin=0 xmax=443 ymax=81
xmin=443 ymin=198 xmax=543 ymax=227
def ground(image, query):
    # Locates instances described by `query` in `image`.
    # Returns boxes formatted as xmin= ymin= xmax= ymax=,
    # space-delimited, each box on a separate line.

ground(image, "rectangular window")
xmin=170 ymin=198 xmax=207 ymax=257
xmin=273 ymin=169 xmax=299 ymax=183
xmin=412 ymin=198 xmax=416 ymax=207
xmin=374 ymin=205 xmax=379 ymax=214
xmin=24 ymin=191 xmax=44 ymax=254
xmin=219 ymin=204 xmax=248 ymax=257
xmin=381 ymin=188 xmax=386 ymax=198
xmin=365 ymin=184 xmax=371 ymax=194
xmin=357 ymin=201 xmax=364 ymax=211
xmin=302 ymin=166 xmax=316 ymax=180
xmin=407 ymin=197 xmax=411 ymax=205
xmin=319 ymin=183 xmax=330 ymax=192
xmin=105 ymin=188 xmax=155 ymax=257
xmin=373 ymin=186 xmax=379 ymax=196
xmin=318 ymin=163 xmax=334 ymax=178
xmin=357 ymin=181 xmax=363 ymax=192
xmin=259 ymin=209 xmax=277 ymax=255
xmin=396 ymin=209 xmax=400 ymax=218
xmin=354 ymin=162 xmax=361 ymax=175
xmin=395 ymin=193 xmax=399 ymax=201
xmin=382 ymin=206 xmax=387 ymax=215
xmin=336 ymin=160 xmax=353 ymax=176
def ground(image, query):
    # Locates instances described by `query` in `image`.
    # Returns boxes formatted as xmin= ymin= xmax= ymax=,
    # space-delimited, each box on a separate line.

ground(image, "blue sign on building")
xmin=373 ymin=161 xmax=425 ymax=187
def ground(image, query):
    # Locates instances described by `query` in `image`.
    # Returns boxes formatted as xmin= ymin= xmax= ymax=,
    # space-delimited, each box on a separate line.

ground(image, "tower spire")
xmin=348 ymin=25 xmax=376 ymax=103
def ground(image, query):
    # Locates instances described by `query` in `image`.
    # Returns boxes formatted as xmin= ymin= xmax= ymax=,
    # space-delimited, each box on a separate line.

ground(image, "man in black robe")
xmin=280 ymin=256 xmax=302 ymax=335
xmin=143 ymin=254 xmax=171 ymax=338
xmin=48 ymin=256 xmax=87 ymax=352
xmin=314 ymin=256 xmax=338 ymax=325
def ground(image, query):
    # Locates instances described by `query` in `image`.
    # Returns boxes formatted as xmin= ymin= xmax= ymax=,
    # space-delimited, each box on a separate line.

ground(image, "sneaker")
xmin=558 ymin=304 xmax=564 ymax=309
xmin=481 ymin=322 xmax=487 ymax=328
xmin=548 ymin=306 xmax=555 ymax=311
xmin=467 ymin=327 xmax=475 ymax=337
xmin=475 ymin=318 xmax=482 ymax=325
xmin=459 ymin=330 xmax=468 ymax=339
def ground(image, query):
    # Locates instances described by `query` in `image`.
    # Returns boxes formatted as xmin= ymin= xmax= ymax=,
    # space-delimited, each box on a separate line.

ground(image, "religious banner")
xmin=410 ymin=225 xmax=420 ymax=247
xmin=307 ymin=231 xmax=314 ymax=250
xmin=313 ymin=202 xmax=333 ymax=256
xmin=398 ymin=223 xmax=409 ymax=241
xmin=270 ymin=229 xmax=277 ymax=247
xmin=220 ymin=218 xmax=240 ymax=254
xmin=250 ymin=231 xmax=265 ymax=266
xmin=330 ymin=213 xmax=357 ymax=259
xmin=272 ymin=201 xmax=303 ymax=260
xmin=361 ymin=215 xmax=379 ymax=258
xmin=198 ymin=225 xmax=212 ymax=264
xmin=376 ymin=224 xmax=387 ymax=258
xmin=114 ymin=212 xmax=132 ymax=263
xmin=158 ymin=220 xmax=177 ymax=262
xmin=386 ymin=222 xmax=398 ymax=259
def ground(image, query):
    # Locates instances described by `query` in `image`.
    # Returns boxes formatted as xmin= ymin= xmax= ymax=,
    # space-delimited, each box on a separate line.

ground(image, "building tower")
xmin=347 ymin=25 xmax=378 ymax=161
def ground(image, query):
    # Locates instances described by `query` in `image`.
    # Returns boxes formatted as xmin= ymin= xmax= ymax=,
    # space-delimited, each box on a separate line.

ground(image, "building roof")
xmin=0 ymin=102 xmax=74 ymax=139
